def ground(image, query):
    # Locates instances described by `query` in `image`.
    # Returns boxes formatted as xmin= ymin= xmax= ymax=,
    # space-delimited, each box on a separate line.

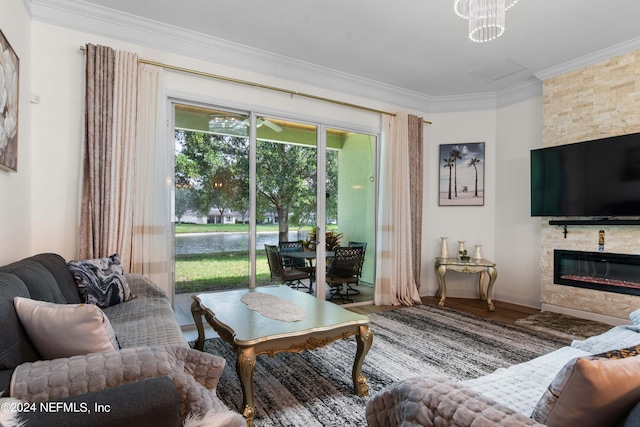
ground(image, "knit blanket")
xmin=10 ymin=345 xmax=230 ymax=422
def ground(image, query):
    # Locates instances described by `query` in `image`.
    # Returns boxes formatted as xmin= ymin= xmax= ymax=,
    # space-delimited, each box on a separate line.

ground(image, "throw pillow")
xmin=531 ymin=355 xmax=640 ymax=427
xmin=593 ymin=343 xmax=640 ymax=359
xmin=67 ymin=253 xmax=134 ymax=308
xmin=13 ymin=297 xmax=120 ymax=359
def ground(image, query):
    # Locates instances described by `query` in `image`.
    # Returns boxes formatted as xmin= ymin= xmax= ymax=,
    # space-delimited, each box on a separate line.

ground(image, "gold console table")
xmin=434 ymin=258 xmax=497 ymax=311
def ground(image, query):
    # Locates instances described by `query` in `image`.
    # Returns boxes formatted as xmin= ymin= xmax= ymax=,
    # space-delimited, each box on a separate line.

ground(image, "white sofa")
xmin=366 ymin=318 xmax=640 ymax=427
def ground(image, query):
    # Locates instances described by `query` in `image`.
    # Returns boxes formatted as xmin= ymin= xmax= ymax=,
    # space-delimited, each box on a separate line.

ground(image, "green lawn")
xmin=174 ymin=224 xmax=323 ymax=293
xmin=175 ymin=251 xmax=273 ymax=293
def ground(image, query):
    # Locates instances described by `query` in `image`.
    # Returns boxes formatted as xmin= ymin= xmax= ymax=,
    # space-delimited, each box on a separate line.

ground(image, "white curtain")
xmin=131 ymin=63 xmax=172 ymax=295
xmin=374 ymin=112 xmax=422 ymax=306
xmin=109 ymin=50 xmax=138 ymax=266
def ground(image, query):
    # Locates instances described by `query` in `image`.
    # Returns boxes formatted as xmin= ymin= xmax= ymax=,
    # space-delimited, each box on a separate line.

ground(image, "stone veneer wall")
xmin=541 ymin=50 xmax=640 ymax=320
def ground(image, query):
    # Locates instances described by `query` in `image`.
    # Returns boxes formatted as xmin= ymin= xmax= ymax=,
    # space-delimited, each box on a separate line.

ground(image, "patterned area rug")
xmin=514 ymin=311 xmax=613 ymax=342
xmin=193 ymin=304 xmax=567 ymax=426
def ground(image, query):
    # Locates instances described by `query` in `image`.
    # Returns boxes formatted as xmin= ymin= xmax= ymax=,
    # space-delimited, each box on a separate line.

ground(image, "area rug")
xmin=192 ymin=304 xmax=567 ymax=426
xmin=514 ymin=310 xmax=612 ymax=341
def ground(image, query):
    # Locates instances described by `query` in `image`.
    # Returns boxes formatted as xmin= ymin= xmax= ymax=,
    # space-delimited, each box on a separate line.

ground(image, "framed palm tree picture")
xmin=439 ymin=142 xmax=484 ymax=206
xmin=0 ymin=28 xmax=19 ymax=172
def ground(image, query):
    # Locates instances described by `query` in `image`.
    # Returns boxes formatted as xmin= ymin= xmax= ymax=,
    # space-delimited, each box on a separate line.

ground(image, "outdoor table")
xmin=285 ymin=250 xmax=335 ymax=268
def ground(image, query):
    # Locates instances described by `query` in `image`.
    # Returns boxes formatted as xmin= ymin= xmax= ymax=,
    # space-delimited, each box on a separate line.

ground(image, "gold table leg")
xmin=486 ymin=266 xmax=497 ymax=312
xmin=190 ymin=298 xmax=206 ymax=351
xmin=352 ymin=325 xmax=373 ymax=397
xmin=478 ymin=271 xmax=487 ymax=301
xmin=436 ymin=264 xmax=447 ymax=307
xmin=237 ymin=347 xmax=257 ymax=427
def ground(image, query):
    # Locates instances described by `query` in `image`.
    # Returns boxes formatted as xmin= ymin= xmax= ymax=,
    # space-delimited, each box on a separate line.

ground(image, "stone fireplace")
xmin=541 ymin=49 xmax=640 ymax=322
xmin=540 ymin=224 xmax=640 ymax=322
xmin=554 ymin=250 xmax=640 ymax=297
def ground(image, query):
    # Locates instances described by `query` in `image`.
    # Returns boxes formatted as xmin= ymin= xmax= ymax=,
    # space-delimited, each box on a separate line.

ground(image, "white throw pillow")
xmin=13 ymin=297 xmax=119 ymax=359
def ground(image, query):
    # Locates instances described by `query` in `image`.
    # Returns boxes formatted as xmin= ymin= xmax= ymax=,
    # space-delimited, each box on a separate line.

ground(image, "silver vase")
xmin=472 ymin=244 xmax=483 ymax=260
xmin=439 ymin=237 xmax=449 ymax=258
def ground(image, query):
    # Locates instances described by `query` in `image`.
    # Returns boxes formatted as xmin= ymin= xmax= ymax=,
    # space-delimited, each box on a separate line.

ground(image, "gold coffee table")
xmin=191 ymin=286 xmax=373 ymax=426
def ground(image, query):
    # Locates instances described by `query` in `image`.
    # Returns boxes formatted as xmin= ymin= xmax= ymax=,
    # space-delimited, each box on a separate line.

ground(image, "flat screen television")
xmin=531 ymin=132 xmax=640 ymax=217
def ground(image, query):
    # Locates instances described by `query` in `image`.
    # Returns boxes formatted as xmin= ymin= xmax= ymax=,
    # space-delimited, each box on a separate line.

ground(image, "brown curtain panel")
xmin=79 ymin=44 xmax=115 ymax=259
xmin=408 ymin=114 xmax=424 ymax=290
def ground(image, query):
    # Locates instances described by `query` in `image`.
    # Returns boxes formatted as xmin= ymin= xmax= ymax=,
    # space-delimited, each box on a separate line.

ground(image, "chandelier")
xmin=454 ymin=0 xmax=519 ymax=43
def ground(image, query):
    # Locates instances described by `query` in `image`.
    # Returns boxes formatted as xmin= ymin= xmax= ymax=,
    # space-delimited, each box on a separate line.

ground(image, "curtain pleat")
xmin=111 ymin=50 xmax=139 ymax=268
xmin=408 ymin=114 xmax=424 ymax=290
xmin=80 ymin=44 xmax=115 ymax=259
xmin=374 ymin=112 xmax=422 ymax=306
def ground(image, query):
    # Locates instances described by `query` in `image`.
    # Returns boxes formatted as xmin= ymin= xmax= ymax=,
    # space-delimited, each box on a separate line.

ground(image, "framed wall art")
xmin=0 ymin=28 xmax=19 ymax=172
xmin=439 ymin=142 xmax=484 ymax=206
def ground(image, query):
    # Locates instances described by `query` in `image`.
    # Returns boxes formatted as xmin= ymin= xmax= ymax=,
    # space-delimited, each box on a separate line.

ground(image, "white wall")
xmin=0 ymin=0 xmax=31 ymax=264
xmin=30 ymin=24 xmax=87 ymax=258
xmin=421 ymin=109 xmax=498 ymax=298
xmin=495 ymin=97 xmax=543 ymax=308
xmin=27 ymin=20 xmax=544 ymax=308
xmin=419 ymin=99 xmax=543 ymax=309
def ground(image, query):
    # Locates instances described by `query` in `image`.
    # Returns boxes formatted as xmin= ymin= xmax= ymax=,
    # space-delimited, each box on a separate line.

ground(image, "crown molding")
xmin=428 ymin=92 xmax=497 ymax=113
xmin=496 ymin=78 xmax=542 ymax=108
xmin=26 ymin=0 xmax=543 ymax=114
xmin=535 ymin=37 xmax=640 ymax=81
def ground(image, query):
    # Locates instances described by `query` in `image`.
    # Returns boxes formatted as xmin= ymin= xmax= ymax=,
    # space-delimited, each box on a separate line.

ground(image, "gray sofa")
xmin=0 ymin=253 xmax=243 ymax=427
xmin=365 ymin=320 xmax=640 ymax=427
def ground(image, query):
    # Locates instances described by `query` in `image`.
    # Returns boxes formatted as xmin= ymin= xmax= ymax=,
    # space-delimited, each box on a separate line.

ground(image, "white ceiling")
xmin=27 ymin=0 xmax=640 ymax=101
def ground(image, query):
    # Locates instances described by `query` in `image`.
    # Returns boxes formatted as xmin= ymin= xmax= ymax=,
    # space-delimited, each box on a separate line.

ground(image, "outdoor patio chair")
xmin=326 ymin=246 xmax=364 ymax=303
xmin=279 ymin=240 xmax=307 ymax=268
xmin=264 ymin=244 xmax=313 ymax=292
xmin=348 ymin=241 xmax=367 ymax=285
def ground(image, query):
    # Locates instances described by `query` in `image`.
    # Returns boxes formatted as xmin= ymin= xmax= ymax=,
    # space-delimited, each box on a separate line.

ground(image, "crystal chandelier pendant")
xmin=454 ymin=0 xmax=519 ymax=42
xmin=454 ymin=0 xmax=469 ymax=19
xmin=469 ymin=0 xmax=505 ymax=42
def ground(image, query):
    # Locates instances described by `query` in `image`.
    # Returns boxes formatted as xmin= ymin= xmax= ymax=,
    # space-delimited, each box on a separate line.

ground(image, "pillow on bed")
xmin=67 ymin=253 xmax=134 ymax=308
xmin=532 ymin=354 xmax=640 ymax=427
xmin=13 ymin=297 xmax=120 ymax=359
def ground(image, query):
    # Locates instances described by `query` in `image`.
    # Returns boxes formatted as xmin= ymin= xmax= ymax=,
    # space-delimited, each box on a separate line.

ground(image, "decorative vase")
xmin=472 ymin=244 xmax=483 ymax=260
xmin=439 ymin=237 xmax=449 ymax=259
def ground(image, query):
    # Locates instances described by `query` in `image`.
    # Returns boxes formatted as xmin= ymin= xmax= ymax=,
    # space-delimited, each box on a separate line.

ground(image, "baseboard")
xmin=540 ymin=303 xmax=631 ymax=326
xmin=419 ymin=286 xmax=541 ymax=311
xmin=492 ymin=290 xmax=541 ymax=310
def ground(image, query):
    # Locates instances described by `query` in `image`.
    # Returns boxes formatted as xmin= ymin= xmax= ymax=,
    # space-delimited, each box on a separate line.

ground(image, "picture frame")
xmin=0 ymin=28 xmax=19 ymax=172
xmin=439 ymin=142 xmax=484 ymax=206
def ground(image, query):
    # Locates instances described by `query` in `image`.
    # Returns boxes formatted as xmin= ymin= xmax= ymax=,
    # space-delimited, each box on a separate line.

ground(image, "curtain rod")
xmin=80 ymin=46 xmax=432 ymax=124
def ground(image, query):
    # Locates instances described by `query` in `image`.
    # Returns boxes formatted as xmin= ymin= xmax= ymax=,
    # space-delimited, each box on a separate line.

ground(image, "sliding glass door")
xmin=173 ymin=105 xmax=251 ymax=303
xmin=326 ymin=128 xmax=377 ymax=299
xmin=172 ymin=102 xmax=377 ymax=326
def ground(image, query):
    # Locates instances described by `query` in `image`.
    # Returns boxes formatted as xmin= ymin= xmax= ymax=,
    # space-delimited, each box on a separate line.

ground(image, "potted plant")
xmin=303 ymin=226 xmax=343 ymax=251
xmin=459 ymin=249 xmax=470 ymax=261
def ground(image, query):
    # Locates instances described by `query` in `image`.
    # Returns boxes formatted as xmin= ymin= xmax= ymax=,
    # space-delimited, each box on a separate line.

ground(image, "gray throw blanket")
xmin=365 ymin=376 xmax=545 ymax=427
xmin=10 ymin=345 xmax=231 ymax=421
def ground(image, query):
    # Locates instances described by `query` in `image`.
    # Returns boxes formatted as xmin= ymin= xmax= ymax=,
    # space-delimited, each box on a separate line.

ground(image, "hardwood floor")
xmin=348 ymin=296 xmax=540 ymax=326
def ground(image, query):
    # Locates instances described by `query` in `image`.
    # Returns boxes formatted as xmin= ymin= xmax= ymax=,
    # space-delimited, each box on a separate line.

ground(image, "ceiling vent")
xmin=471 ymin=57 xmax=526 ymax=82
